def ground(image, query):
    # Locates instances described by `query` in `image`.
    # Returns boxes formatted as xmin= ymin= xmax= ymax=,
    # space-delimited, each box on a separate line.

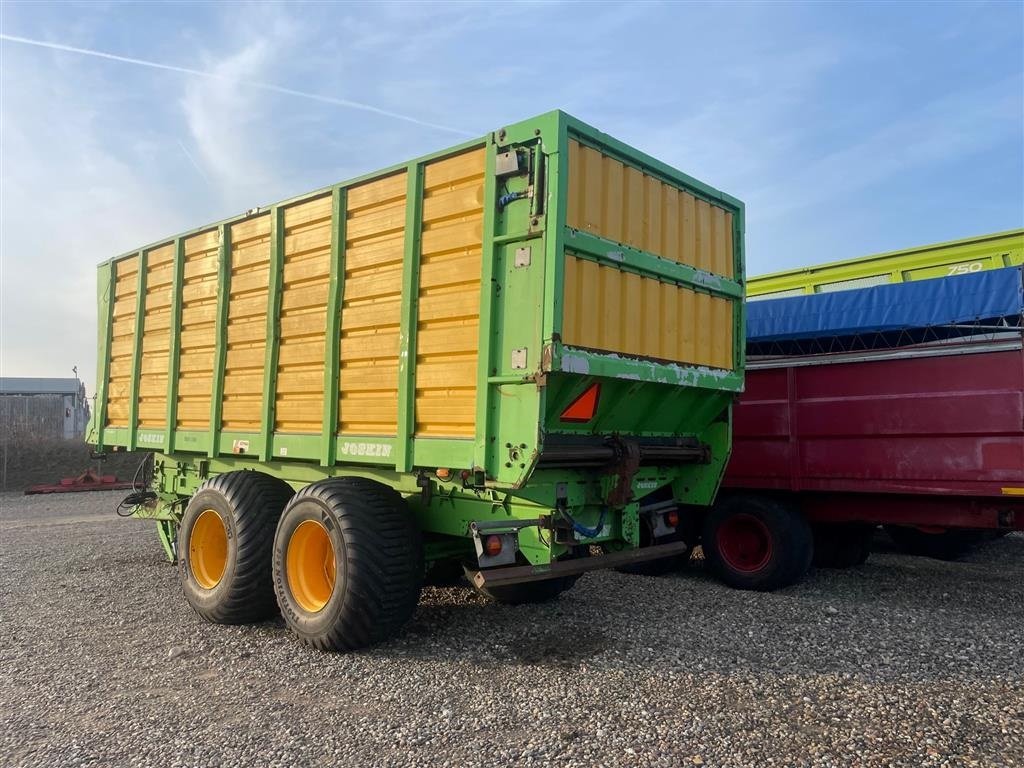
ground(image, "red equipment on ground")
xmin=24 ymin=468 xmax=134 ymax=495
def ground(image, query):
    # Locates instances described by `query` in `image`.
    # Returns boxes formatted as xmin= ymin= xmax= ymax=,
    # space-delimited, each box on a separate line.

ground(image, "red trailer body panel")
xmin=724 ymin=342 xmax=1024 ymax=529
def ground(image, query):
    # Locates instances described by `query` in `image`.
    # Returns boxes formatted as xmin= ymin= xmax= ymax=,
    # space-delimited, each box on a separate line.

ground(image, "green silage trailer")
xmin=88 ymin=111 xmax=745 ymax=651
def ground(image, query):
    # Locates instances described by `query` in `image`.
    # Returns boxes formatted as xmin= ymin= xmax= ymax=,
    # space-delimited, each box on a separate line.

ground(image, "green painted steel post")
xmin=471 ymin=137 xmax=500 ymax=472
xmin=208 ymin=224 xmax=232 ymax=458
xmin=320 ymin=187 xmax=346 ymax=467
xmin=163 ymin=238 xmax=185 ymax=453
xmin=733 ymin=204 xmax=747 ymax=373
xmin=395 ymin=163 xmax=425 ymax=473
xmin=260 ymin=207 xmax=284 ymax=461
xmin=92 ymin=261 xmax=116 ymax=449
xmin=542 ymin=113 xmax=570 ymax=356
xmin=157 ymin=520 xmax=176 ymax=562
xmin=127 ymin=250 xmax=148 ymax=451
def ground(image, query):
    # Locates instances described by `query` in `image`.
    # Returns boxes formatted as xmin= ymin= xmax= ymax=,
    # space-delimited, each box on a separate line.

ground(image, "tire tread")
xmin=275 ymin=477 xmax=422 ymax=651
xmin=180 ymin=471 xmax=294 ymax=625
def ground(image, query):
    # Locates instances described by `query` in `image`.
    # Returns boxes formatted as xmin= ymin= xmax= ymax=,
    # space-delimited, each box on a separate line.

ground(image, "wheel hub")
xmin=190 ymin=509 xmax=228 ymax=589
xmin=717 ymin=513 xmax=773 ymax=572
xmin=287 ymin=520 xmax=337 ymax=613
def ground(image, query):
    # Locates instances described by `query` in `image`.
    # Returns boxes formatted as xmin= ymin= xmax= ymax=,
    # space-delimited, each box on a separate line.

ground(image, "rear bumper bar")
xmin=537 ymin=442 xmax=706 ymax=468
xmin=465 ymin=540 xmax=690 ymax=589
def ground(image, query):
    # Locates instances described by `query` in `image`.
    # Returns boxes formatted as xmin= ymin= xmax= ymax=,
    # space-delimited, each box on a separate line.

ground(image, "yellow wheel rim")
xmin=189 ymin=509 xmax=228 ymax=589
xmin=287 ymin=520 xmax=336 ymax=613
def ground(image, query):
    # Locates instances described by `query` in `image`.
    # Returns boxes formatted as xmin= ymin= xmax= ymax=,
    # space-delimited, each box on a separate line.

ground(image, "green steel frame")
xmin=320 ymin=187 xmax=346 ymax=467
xmin=208 ymin=224 xmax=231 ymax=458
xmin=88 ymin=110 xmax=746 ymax=568
xmin=163 ymin=239 xmax=185 ymax=453
xmin=260 ymin=207 xmax=285 ymax=461
xmin=396 ymin=164 xmax=426 ymax=473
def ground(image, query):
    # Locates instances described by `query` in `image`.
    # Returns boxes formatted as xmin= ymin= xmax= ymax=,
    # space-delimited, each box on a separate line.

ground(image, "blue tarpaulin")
xmin=747 ymin=266 xmax=1023 ymax=343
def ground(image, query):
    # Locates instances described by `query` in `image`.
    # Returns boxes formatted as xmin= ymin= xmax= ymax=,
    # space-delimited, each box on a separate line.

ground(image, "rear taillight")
xmin=483 ymin=535 xmax=503 ymax=557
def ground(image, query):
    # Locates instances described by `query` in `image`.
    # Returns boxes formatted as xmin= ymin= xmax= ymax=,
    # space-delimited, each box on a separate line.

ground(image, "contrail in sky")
xmin=176 ymin=139 xmax=212 ymax=186
xmin=0 ymin=33 xmax=475 ymax=137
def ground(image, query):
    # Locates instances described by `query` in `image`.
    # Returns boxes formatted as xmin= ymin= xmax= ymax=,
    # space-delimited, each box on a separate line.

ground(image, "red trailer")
xmin=701 ymin=266 xmax=1024 ymax=590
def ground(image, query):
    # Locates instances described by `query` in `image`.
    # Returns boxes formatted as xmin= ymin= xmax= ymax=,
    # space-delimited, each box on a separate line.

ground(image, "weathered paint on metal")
xmin=566 ymin=230 xmax=742 ymax=298
xmin=726 ymin=345 xmax=1024 ymax=499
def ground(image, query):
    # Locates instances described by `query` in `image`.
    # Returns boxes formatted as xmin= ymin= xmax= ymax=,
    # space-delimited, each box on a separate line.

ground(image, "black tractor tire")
xmin=812 ymin=524 xmax=874 ymax=568
xmin=178 ymin=471 xmax=295 ymax=624
xmin=273 ymin=478 xmax=423 ymax=651
xmin=475 ymin=575 xmax=579 ymax=605
xmin=703 ymin=494 xmax=812 ymax=591
xmin=884 ymin=525 xmax=985 ymax=561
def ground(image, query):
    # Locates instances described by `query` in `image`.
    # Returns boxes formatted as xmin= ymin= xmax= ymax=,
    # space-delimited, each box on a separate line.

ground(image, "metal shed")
xmin=0 ymin=377 xmax=90 ymax=441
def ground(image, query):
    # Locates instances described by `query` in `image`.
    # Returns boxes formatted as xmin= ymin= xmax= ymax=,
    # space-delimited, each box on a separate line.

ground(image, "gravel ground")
xmin=1 ymin=491 xmax=1021 ymax=768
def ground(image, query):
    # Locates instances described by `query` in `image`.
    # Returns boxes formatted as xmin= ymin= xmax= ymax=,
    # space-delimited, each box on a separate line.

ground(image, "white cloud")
xmin=180 ymin=36 xmax=278 ymax=203
xmin=0 ymin=49 xmax=181 ymax=392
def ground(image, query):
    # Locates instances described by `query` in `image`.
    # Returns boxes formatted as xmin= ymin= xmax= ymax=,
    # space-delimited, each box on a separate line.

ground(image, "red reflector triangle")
xmin=560 ymin=383 xmax=601 ymax=422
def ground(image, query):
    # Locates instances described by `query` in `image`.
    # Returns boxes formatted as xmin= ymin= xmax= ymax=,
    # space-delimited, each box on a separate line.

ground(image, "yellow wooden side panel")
xmin=175 ymin=230 xmax=220 ymax=429
xmin=221 ymin=214 xmax=272 ymax=432
xmin=415 ymin=148 xmax=485 ymax=438
xmin=136 ymin=244 xmax=175 ymax=428
xmin=105 ymin=254 xmax=139 ymax=426
xmin=562 ymin=254 xmax=733 ymax=370
xmin=338 ymin=172 xmax=405 ymax=436
xmin=566 ymin=140 xmax=734 ymax=278
xmin=274 ymin=196 xmax=332 ymax=433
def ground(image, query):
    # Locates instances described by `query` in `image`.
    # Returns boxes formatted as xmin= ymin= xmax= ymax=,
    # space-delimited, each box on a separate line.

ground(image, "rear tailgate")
xmin=542 ymin=117 xmax=744 ymax=438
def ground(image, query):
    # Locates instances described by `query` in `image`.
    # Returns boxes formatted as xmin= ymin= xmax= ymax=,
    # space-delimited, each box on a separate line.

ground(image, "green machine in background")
xmin=748 ymin=229 xmax=1023 ymax=300
xmin=88 ymin=111 xmax=744 ymax=651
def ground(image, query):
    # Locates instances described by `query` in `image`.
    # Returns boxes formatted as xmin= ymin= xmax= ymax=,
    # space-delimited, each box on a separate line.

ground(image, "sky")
xmin=1 ymin=0 xmax=1022 ymax=393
